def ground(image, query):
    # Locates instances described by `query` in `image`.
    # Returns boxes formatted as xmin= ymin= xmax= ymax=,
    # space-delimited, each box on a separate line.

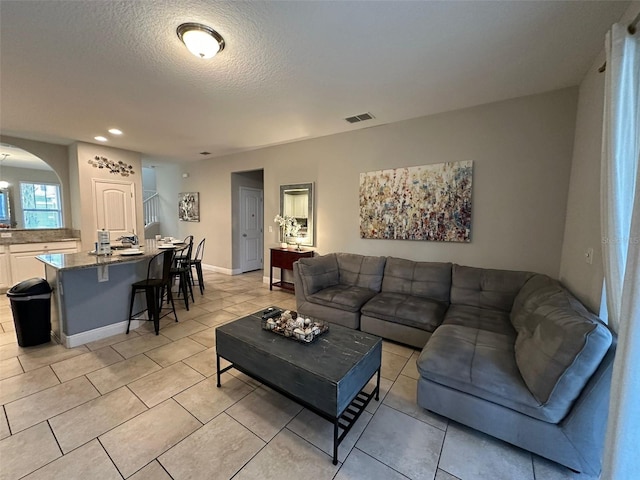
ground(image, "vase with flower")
xmin=274 ymin=214 xmax=301 ymax=248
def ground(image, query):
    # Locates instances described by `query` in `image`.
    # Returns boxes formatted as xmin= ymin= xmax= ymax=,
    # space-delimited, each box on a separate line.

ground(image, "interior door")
xmin=240 ymin=187 xmax=263 ymax=272
xmin=93 ymin=179 xmax=137 ymax=241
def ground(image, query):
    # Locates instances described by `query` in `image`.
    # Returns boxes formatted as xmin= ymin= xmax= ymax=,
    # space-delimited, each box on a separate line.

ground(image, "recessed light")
xmin=108 ymin=128 xmax=123 ymax=135
xmin=94 ymin=136 xmax=108 ymax=142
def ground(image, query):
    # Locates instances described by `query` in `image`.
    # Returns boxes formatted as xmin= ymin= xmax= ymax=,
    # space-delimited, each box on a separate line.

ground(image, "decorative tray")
xmin=260 ymin=307 xmax=329 ymax=344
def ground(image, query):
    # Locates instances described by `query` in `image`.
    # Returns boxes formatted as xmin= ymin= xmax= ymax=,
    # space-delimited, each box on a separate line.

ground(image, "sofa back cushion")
xmin=511 ymin=274 xmax=558 ymax=331
xmin=336 ymin=253 xmax=386 ymax=291
xmin=382 ymin=257 xmax=451 ymax=303
xmin=450 ymin=265 xmax=533 ymax=312
xmin=296 ymin=254 xmax=339 ymax=295
xmin=513 ymin=281 xmax=612 ymax=410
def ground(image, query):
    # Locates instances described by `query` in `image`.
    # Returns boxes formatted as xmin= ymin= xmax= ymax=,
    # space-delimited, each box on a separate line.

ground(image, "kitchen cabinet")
xmin=0 ymin=246 xmax=10 ymax=290
xmin=8 ymin=241 xmax=78 ymax=286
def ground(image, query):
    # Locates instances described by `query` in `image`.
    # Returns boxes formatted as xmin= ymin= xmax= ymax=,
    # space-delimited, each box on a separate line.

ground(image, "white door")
xmin=93 ymin=179 xmax=137 ymax=241
xmin=240 ymin=187 xmax=263 ymax=272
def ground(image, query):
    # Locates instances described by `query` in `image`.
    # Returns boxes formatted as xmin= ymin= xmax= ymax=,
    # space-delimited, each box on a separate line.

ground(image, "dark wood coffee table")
xmin=215 ymin=309 xmax=382 ymax=464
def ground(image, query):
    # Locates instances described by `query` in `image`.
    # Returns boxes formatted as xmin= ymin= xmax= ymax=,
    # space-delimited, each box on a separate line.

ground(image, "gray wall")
xmin=178 ymin=88 xmax=578 ymax=279
xmin=153 ymin=163 xmax=180 ymax=238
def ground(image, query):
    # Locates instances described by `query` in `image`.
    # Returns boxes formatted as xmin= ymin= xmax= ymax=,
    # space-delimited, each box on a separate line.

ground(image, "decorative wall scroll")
xmin=88 ymin=156 xmax=135 ymax=176
xmin=359 ymin=161 xmax=473 ymax=242
xmin=178 ymin=192 xmax=200 ymax=222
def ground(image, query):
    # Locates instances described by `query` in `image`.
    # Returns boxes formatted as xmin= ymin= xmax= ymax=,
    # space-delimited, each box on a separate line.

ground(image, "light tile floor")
xmin=0 ymin=270 xmax=598 ymax=480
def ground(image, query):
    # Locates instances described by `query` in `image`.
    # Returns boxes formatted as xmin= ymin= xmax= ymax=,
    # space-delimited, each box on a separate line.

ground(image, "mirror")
xmin=0 ymin=144 xmax=62 ymax=229
xmin=280 ymin=182 xmax=314 ymax=246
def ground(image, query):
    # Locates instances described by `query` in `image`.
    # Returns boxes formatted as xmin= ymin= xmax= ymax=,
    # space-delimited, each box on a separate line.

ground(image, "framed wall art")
xmin=359 ymin=161 xmax=473 ymax=242
xmin=178 ymin=192 xmax=200 ymax=222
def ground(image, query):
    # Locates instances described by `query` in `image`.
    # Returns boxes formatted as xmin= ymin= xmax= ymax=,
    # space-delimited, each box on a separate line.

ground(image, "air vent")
xmin=199 ymin=151 xmax=211 ymax=155
xmin=344 ymin=112 xmax=375 ymax=124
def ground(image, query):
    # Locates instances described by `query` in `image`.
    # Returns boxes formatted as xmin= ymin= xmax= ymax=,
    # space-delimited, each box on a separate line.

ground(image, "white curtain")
xmin=601 ymin=23 xmax=640 ymax=480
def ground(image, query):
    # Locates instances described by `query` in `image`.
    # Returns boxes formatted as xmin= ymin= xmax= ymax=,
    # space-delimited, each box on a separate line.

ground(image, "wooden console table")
xmin=270 ymin=247 xmax=313 ymax=292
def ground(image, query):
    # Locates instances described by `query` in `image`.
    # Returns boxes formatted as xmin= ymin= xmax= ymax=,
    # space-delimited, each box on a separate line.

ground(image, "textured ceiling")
xmin=0 ymin=0 xmax=631 ymax=164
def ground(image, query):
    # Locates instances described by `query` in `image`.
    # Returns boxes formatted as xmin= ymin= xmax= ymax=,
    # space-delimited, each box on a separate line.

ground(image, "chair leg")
xmin=167 ymin=286 xmax=178 ymax=322
xmin=195 ymin=263 xmax=204 ymax=294
xmin=127 ymin=286 xmax=137 ymax=334
xmin=179 ymin=271 xmax=190 ymax=310
xmin=145 ymin=288 xmax=159 ymax=335
xmin=186 ymin=270 xmax=195 ymax=303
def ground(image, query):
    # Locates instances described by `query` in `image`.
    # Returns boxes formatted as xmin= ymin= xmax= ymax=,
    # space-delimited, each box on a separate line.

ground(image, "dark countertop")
xmin=36 ymin=240 xmax=179 ymax=271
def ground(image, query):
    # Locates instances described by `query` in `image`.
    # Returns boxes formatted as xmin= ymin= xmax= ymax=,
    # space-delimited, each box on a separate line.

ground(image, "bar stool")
xmin=171 ymin=242 xmax=194 ymax=310
xmin=127 ymin=250 xmax=177 ymax=335
xmin=189 ymin=238 xmax=206 ymax=295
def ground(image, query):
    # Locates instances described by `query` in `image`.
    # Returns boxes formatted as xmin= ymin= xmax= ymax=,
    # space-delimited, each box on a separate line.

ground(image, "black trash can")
xmin=7 ymin=278 xmax=53 ymax=347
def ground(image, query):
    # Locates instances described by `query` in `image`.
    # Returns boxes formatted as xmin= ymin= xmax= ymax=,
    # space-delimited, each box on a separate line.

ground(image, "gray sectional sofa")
xmin=293 ymin=252 xmax=615 ymax=475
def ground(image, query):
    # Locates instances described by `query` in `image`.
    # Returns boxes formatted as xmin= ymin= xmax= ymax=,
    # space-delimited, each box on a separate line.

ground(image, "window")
xmin=20 ymin=182 xmax=62 ymax=229
xmin=0 ymin=190 xmax=9 ymax=224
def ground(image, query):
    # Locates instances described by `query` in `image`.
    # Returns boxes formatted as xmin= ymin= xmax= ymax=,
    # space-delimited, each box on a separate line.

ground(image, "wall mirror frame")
xmin=280 ymin=182 xmax=314 ymax=246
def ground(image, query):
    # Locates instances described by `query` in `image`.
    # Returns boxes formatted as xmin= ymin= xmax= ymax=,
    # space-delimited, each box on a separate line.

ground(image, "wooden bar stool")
xmin=127 ymin=250 xmax=177 ymax=335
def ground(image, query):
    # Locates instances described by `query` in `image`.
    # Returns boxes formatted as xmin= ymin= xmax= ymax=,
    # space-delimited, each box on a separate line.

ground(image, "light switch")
xmin=585 ymin=248 xmax=594 ymax=265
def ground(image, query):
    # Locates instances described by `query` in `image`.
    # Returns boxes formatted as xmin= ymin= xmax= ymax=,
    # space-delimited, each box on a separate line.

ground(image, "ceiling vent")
xmin=199 ymin=151 xmax=211 ymax=155
xmin=345 ymin=112 xmax=375 ymax=124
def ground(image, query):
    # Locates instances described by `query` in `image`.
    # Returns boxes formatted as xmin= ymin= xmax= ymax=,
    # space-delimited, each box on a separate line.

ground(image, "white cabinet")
xmin=0 ymin=246 xmax=10 ymax=290
xmin=8 ymin=241 xmax=78 ymax=286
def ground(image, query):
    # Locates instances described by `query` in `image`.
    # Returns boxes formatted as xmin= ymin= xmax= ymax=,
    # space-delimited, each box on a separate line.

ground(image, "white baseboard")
xmin=202 ymin=263 xmax=243 ymax=276
xmin=61 ymin=319 xmax=145 ymax=348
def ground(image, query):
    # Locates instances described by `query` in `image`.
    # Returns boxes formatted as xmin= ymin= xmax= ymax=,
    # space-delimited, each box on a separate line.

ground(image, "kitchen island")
xmin=38 ymin=241 xmax=171 ymax=347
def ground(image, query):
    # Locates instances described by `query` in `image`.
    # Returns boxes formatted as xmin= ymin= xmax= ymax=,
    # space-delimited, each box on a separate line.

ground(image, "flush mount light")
xmin=94 ymin=136 xmax=108 ymax=142
xmin=177 ymin=22 xmax=225 ymax=59
xmin=108 ymin=128 xmax=123 ymax=135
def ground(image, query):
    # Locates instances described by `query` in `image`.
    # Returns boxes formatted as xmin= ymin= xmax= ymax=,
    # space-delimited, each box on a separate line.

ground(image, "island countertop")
xmin=36 ymin=240 xmax=175 ymax=271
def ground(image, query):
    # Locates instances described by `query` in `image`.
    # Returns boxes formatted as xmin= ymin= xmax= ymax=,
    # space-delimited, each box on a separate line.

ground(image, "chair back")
xmin=174 ymin=242 xmax=193 ymax=268
xmin=183 ymin=235 xmax=194 ymax=247
xmin=147 ymin=250 xmax=175 ymax=282
xmin=193 ymin=238 xmax=206 ymax=262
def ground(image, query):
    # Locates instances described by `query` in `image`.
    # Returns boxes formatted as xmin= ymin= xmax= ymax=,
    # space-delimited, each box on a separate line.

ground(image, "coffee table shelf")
xmin=216 ymin=309 xmax=382 ymax=464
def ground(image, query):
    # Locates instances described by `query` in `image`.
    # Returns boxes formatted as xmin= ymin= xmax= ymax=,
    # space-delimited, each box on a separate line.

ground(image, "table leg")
xmin=375 ymin=368 xmax=381 ymax=401
xmin=333 ymin=420 xmax=339 ymax=465
xmin=269 ymin=264 xmax=273 ymax=290
xmin=216 ymin=354 xmax=221 ymax=388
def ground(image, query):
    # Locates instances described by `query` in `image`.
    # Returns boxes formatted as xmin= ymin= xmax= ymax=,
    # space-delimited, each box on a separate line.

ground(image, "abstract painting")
xmin=178 ymin=192 xmax=200 ymax=222
xmin=359 ymin=161 xmax=473 ymax=242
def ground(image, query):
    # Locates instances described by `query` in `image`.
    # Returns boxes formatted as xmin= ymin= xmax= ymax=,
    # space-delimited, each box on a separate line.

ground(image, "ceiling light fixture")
xmin=108 ymin=128 xmax=123 ymax=135
xmin=177 ymin=23 xmax=225 ymax=59
xmin=94 ymin=136 xmax=108 ymax=142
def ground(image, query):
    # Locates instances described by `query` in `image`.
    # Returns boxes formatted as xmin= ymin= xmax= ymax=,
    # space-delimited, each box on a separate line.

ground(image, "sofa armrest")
xmin=293 ymin=262 xmax=308 ymax=306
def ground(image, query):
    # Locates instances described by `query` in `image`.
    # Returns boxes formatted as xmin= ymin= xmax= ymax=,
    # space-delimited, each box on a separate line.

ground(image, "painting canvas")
xmin=359 ymin=161 xmax=473 ymax=242
xmin=178 ymin=192 xmax=200 ymax=222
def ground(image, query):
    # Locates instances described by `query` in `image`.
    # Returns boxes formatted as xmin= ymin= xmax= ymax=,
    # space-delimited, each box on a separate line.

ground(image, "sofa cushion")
xmin=336 ymin=253 xmax=386 ymax=291
xmin=297 ymin=254 xmax=340 ymax=295
xmin=443 ymin=305 xmax=515 ymax=338
xmin=361 ymin=292 xmax=446 ymax=331
xmin=381 ymin=258 xmax=451 ymax=303
xmin=510 ymin=274 xmax=558 ymax=331
xmin=307 ymin=285 xmax=378 ymax=313
xmin=417 ymin=324 xmax=568 ymax=423
xmin=513 ymin=285 xmax=612 ymax=411
xmin=451 ymin=265 xmax=534 ymax=312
